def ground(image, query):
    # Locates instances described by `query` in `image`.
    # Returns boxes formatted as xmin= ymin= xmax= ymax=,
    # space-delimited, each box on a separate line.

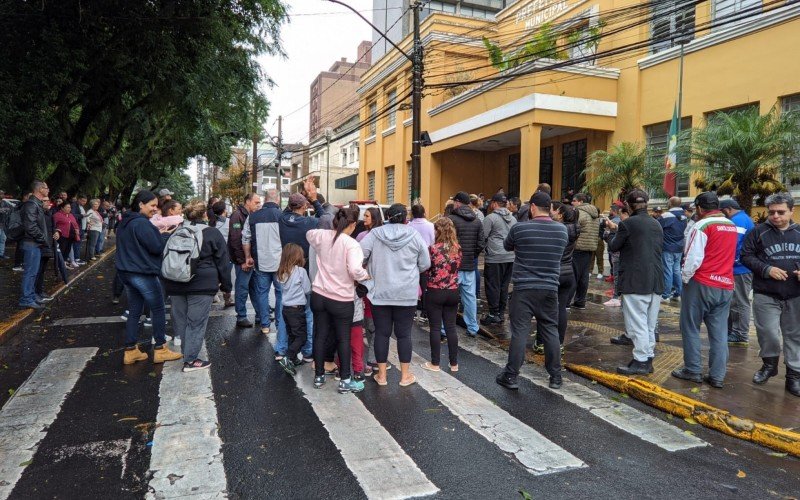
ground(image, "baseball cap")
xmin=719 ymin=198 xmax=741 ymax=210
xmin=681 ymin=203 xmax=693 ymax=211
xmin=158 ymin=188 xmax=174 ymax=197
xmin=694 ymin=191 xmax=719 ymax=210
xmin=491 ymin=193 xmax=507 ymax=203
xmin=625 ymin=189 xmax=649 ymax=206
xmin=288 ymin=193 xmax=308 ymax=209
xmin=453 ymin=191 xmax=470 ymax=204
xmin=530 ymin=191 xmax=552 ymax=208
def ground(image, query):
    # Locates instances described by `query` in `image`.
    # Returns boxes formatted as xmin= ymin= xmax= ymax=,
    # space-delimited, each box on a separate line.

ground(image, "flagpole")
xmin=674 ymin=20 xmax=690 ymax=196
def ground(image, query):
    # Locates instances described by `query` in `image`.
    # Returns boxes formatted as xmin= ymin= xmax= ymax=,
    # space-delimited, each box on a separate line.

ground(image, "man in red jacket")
xmin=672 ymin=192 xmax=738 ymax=388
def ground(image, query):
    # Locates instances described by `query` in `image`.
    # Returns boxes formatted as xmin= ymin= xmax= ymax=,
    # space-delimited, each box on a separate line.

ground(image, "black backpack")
xmin=5 ymin=204 xmax=24 ymax=241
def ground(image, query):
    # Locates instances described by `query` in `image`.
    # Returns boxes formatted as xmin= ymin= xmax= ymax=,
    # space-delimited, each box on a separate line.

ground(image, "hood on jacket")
xmin=120 ymin=210 xmax=146 ymax=230
xmin=371 ymin=224 xmax=419 ymax=251
xmin=451 ymin=205 xmax=476 ymax=222
xmin=491 ymin=207 xmax=515 ymax=223
xmin=577 ymin=203 xmax=599 ymax=219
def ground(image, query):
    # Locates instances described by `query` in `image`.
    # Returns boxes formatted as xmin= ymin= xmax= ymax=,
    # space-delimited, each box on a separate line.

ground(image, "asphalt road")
xmin=1 ymin=256 xmax=799 ymax=500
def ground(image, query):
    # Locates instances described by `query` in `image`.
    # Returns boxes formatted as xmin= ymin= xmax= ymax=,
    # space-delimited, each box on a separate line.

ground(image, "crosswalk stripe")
xmin=266 ymin=332 xmax=439 ymax=500
xmin=0 ymin=347 xmax=98 ymax=500
xmin=146 ymin=343 xmax=227 ymax=499
xmin=458 ymin=337 xmax=708 ymax=452
xmin=388 ymin=340 xmax=585 ymax=476
xmin=51 ymin=308 xmax=240 ymax=326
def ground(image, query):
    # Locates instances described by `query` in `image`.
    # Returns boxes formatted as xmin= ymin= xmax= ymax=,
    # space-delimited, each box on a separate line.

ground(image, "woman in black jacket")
xmin=163 ymin=200 xmax=233 ymax=372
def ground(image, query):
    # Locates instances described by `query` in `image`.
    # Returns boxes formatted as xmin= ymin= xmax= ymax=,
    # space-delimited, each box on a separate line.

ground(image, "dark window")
xmin=508 ymin=153 xmax=520 ymax=199
xmin=539 ymin=146 xmax=554 ymax=187
xmin=561 ymin=139 xmax=587 ymax=197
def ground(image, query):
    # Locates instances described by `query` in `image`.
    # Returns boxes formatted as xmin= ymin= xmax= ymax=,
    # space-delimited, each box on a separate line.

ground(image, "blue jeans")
xmin=473 ymin=257 xmax=480 ymax=299
xmin=458 ymin=270 xmax=478 ymax=334
xmin=71 ymin=236 xmax=83 ymax=262
xmin=19 ymin=241 xmax=41 ymax=306
xmin=662 ymin=251 xmax=683 ymax=299
xmin=302 ymin=296 xmax=314 ymax=357
xmin=234 ymin=264 xmax=260 ymax=320
xmin=96 ymin=229 xmax=105 ymax=253
xmin=118 ymin=272 xmax=167 ymax=348
xmin=0 ymin=228 xmax=7 ymax=257
xmin=679 ymin=279 xmax=733 ymax=381
xmin=253 ymin=270 xmax=288 ymax=353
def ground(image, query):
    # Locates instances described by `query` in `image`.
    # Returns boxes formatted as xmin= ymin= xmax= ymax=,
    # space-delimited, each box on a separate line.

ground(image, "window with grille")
xmin=387 ymin=89 xmax=397 ymax=128
xmin=650 ymin=0 xmax=695 ymax=54
xmin=368 ymin=102 xmax=377 ymax=136
xmin=713 ymin=0 xmax=761 ymax=30
xmin=368 ymin=171 xmax=376 ymax=200
xmin=539 ymin=146 xmax=554 ymax=187
xmin=385 ymin=166 xmax=395 ymax=204
xmin=782 ymin=94 xmax=800 ymax=193
xmin=645 ymin=117 xmax=692 ymax=197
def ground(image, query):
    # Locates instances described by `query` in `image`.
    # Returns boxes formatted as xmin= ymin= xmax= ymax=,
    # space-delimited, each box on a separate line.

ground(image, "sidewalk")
xmin=475 ymin=273 xmax=800 ymax=433
xmin=0 ymin=237 xmax=116 ymax=342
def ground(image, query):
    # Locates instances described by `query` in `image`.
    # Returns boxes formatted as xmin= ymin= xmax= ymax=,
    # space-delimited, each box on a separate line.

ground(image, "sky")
xmin=189 ymin=0 xmax=373 ymax=190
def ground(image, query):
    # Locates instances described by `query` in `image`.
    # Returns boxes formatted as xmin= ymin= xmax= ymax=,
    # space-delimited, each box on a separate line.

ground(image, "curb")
xmin=0 ymin=247 xmax=116 ymax=344
xmin=565 ymin=363 xmax=800 ymax=458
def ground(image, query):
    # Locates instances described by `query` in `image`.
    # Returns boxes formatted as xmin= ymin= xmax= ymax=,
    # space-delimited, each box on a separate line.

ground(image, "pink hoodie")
xmin=306 ymin=229 xmax=369 ymax=302
xmin=150 ymin=213 xmax=184 ymax=231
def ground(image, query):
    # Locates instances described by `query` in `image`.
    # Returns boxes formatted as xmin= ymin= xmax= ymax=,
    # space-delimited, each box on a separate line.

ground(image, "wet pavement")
xmin=476 ymin=274 xmax=800 ymax=432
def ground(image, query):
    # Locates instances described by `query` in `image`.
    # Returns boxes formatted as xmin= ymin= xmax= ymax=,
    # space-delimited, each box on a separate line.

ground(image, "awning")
xmin=335 ymin=173 xmax=358 ymax=190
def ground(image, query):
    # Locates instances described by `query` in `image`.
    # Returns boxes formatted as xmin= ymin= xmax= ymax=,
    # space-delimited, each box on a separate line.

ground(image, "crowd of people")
xmin=5 ymin=177 xmax=798 ymax=398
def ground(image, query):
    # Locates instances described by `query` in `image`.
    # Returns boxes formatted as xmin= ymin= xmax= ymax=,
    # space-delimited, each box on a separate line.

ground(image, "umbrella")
xmin=54 ymin=245 xmax=69 ymax=284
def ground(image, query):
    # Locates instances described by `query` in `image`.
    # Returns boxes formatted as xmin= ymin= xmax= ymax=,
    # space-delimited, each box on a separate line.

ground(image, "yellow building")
xmin=357 ymin=0 xmax=800 ymax=214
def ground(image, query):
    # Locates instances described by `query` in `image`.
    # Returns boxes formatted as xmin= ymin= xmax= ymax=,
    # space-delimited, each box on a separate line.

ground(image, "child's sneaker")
xmin=338 ymin=378 xmax=364 ymax=394
xmin=182 ymin=359 xmax=211 ymax=372
xmin=313 ymin=375 xmax=325 ymax=388
xmin=363 ymin=365 xmax=374 ymax=377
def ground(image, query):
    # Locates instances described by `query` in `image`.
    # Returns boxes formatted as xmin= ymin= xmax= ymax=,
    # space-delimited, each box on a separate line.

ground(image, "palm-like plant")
xmin=583 ymin=141 xmax=664 ymax=202
xmin=675 ymin=105 xmax=800 ymax=213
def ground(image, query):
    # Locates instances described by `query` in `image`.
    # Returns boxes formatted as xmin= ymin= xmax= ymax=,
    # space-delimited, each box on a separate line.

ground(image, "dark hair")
xmin=333 ymin=206 xmax=359 ymax=242
xmin=625 ymin=189 xmax=649 ymax=210
xmin=131 ymin=190 xmax=157 ymax=213
xmin=558 ymin=204 xmax=577 ymax=223
xmin=365 ymin=207 xmax=383 ymax=229
xmin=161 ymin=199 xmax=180 ymax=217
xmin=536 ymin=183 xmax=552 ymax=195
xmin=573 ymin=192 xmax=589 ymax=203
xmin=509 ymin=196 xmax=521 ymax=208
xmin=551 ymin=201 xmax=563 ymax=212
xmin=243 ymin=192 xmax=259 ymax=203
xmin=386 ymin=203 xmax=407 ymax=224
xmin=212 ymin=201 xmax=227 ymax=216
xmin=411 ymin=204 xmax=426 ymax=219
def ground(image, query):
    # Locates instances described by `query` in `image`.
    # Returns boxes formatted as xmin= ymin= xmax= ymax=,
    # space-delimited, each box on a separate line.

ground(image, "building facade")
xmin=357 ymin=0 xmax=800 ymax=215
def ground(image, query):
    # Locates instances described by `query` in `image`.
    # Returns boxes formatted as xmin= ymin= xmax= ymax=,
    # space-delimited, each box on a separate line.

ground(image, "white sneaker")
xmin=603 ymin=298 xmax=622 ymax=307
xmin=596 ymin=273 xmax=604 ymax=279
xmin=173 ymin=336 xmax=182 ymax=346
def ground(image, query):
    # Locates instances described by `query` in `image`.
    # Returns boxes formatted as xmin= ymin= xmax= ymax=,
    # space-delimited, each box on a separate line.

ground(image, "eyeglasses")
xmin=768 ymin=210 xmax=788 ymax=216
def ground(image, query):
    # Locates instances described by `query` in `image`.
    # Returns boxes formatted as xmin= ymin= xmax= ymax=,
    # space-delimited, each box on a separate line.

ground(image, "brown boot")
xmin=153 ymin=345 xmax=182 ymax=364
xmin=123 ymin=347 xmax=148 ymax=365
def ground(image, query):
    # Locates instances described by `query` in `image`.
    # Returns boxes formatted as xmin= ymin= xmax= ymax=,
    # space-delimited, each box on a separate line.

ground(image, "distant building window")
xmin=350 ymin=143 xmax=358 ymax=164
xmin=368 ymin=102 xmax=377 ymax=136
xmin=645 ymin=117 xmax=692 ymax=197
xmin=387 ymin=89 xmax=397 ymax=128
xmin=341 ymin=147 xmax=348 ymax=166
xmin=368 ymin=171 xmax=376 ymax=200
xmin=713 ymin=0 xmax=761 ymax=30
xmin=428 ymin=1 xmax=456 ymax=14
xmin=651 ymin=0 xmax=695 ymax=54
xmin=386 ymin=166 xmax=395 ymax=204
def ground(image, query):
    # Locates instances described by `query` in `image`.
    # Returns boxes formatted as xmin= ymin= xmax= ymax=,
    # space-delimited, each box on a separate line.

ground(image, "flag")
xmin=662 ymin=104 xmax=679 ymax=197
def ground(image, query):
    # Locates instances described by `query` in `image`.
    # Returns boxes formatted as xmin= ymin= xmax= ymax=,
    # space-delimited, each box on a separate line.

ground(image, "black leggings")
xmin=372 ymin=304 xmax=416 ymax=364
xmin=311 ymin=292 xmax=354 ymax=379
xmin=425 ymin=288 xmax=459 ymax=366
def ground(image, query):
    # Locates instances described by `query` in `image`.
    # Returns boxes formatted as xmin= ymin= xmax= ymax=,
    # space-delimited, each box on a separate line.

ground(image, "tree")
xmin=483 ymin=23 xmax=568 ymax=72
xmin=147 ymin=169 xmax=196 ymax=205
xmin=0 ymin=0 xmax=287 ymax=199
xmin=675 ymin=106 xmax=800 ymax=213
xmin=583 ymin=142 xmax=664 ymax=201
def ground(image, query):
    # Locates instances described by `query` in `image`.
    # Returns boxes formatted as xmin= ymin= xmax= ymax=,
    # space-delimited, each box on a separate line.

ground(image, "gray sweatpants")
xmin=752 ymin=293 xmax=800 ymax=372
xmin=679 ymin=279 xmax=733 ymax=381
xmin=727 ymin=273 xmax=753 ymax=342
xmin=171 ymin=294 xmax=214 ymax=362
xmin=622 ymin=293 xmax=660 ymax=362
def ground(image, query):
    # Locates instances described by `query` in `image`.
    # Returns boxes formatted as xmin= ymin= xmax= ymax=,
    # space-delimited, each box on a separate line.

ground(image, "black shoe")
xmin=313 ymin=375 xmax=325 ymax=388
xmin=549 ymin=375 xmax=562 ymax=389
xmin=610 ymin=334 xmax=633 ymax=346
xmin=496 ymin=373 xmax=519 ymax=390
xmin=254 ymin=316 xmax=261 ymax=325
xmin=480 ymin=314 xmax=503 ymax=326
xmin=466 ymin=332 xmax=478 ymax=338
xmin=752 ymin=356 xmax=779 ymax=385
xmin=647 ymin=357 xmax=654 ymax=374
xmin=236 ymin=318 xmax=253 ymax=328
xmin=279 ymin=357 xmax=296 ymax=376
xmin=571 ymin=303 xmax=586 ymax=310
xmin=703 ymin=375 xmax=724 ymax=389
xmin=787 ymin=368 xmax=800 ymax=397
xmin=671 ymin=367 xmax=703 ymax=383
xmin=617 ymin=359 xmax=650 ymax=375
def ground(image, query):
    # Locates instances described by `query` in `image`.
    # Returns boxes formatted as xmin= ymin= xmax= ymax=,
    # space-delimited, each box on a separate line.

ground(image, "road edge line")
xmin=565 ymin=363 xmax=800 ymax=458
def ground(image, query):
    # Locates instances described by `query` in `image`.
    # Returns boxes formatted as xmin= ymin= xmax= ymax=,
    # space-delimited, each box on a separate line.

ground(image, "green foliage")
xmin=0 ymin=0 xmax=287 ymax=202
xmin=483 ymin=23 xmax=568 ymax=72
xmin=675 ymin=105 xmax=800 ymax=212
xmin=146 ymin=169 xmax=196 ymax=205
xmin=583 ymin=142 xmax=665 ymax=201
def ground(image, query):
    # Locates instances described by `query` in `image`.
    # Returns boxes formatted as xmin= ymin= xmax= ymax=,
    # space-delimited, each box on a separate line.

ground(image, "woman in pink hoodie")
xmin=306 ymin=206 xmax=370 ymax=394
xmin=150 ymin=200 xmax=184 ymax=232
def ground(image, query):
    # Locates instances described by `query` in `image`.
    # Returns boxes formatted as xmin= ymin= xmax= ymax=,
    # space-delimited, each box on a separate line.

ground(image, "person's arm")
xmin=136 ymin=221 xmax=167 ymax=256
xmin=740 ymin=228 xmax=772 ymax=279
xmin=212 ymin=230 xmax=233 ymax=293
xmin=23 ymin=202 xmax=45 ymax=244
xmin=242 ymin=216 xmax=254 ymax=269
xmin=503 ymin=224 xmax=515 ymax=252
xmin=416 ymin=234 xmax=432 ymax=273
xmin=360 ymin=230 xmax=374 ymax=262
xmin=299 ymin=268 xmax=312 ymax=295
xmin=482 ymin=216 xmax=492 ymax=246
xmin=346 ymin=242 xmax=370 ymax=281
xmin=607 ymin=221 xmax=628 ymax=253
xmin=475 ymin=221 xmax=486 ymax=255
xmin=681 ymin=224 xmax=707 ymax=283
xmin=228 ymin=212 xmax=246 ymax=264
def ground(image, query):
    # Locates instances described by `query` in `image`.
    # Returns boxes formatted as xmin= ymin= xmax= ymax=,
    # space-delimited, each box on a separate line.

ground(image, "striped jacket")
xmin=682 ymin=211 xmax=738 ymax=289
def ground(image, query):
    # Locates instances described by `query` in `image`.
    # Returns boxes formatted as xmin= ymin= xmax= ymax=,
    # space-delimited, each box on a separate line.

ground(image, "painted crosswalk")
xmin=2 ymin=325 xmax=714 ymax=499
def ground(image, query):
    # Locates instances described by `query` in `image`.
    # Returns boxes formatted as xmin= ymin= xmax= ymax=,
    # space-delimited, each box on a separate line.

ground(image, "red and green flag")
xmin=662 ymin=104 xmax=679 ymax=197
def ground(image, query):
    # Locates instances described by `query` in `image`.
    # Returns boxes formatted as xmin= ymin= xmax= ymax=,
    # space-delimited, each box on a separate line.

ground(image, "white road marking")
xmin=458 ymin=336 xmax=708 ymax=452
xmin=47 ymin=438 xmax=132 ymax=480
xmin=146 ymin=343 xmax=226 ymax=499
xmin=267 ymin=332 xmax=438 ymax=500
xmin=51 ymin=308 xmax=241 ymax=326
xmin=388 ymin=340 xmax=585 ymax=476
xmin=0 ymin=347 xmax=97 ymax=500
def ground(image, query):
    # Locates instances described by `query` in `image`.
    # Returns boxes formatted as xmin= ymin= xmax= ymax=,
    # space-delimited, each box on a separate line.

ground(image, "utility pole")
xmin=410 ymin=1 xmax=423 ymax=205
xmin=277 ymin=115 xmax=284 ymax=207
xmin=252 ymin=113 xmax=259 ymax=193
xmin=325 ymin=127 xmax=333 ymax=198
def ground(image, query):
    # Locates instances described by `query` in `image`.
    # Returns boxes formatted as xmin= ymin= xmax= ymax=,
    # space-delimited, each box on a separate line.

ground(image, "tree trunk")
xmin=736 ymin=188 xmax=754 ymax=216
